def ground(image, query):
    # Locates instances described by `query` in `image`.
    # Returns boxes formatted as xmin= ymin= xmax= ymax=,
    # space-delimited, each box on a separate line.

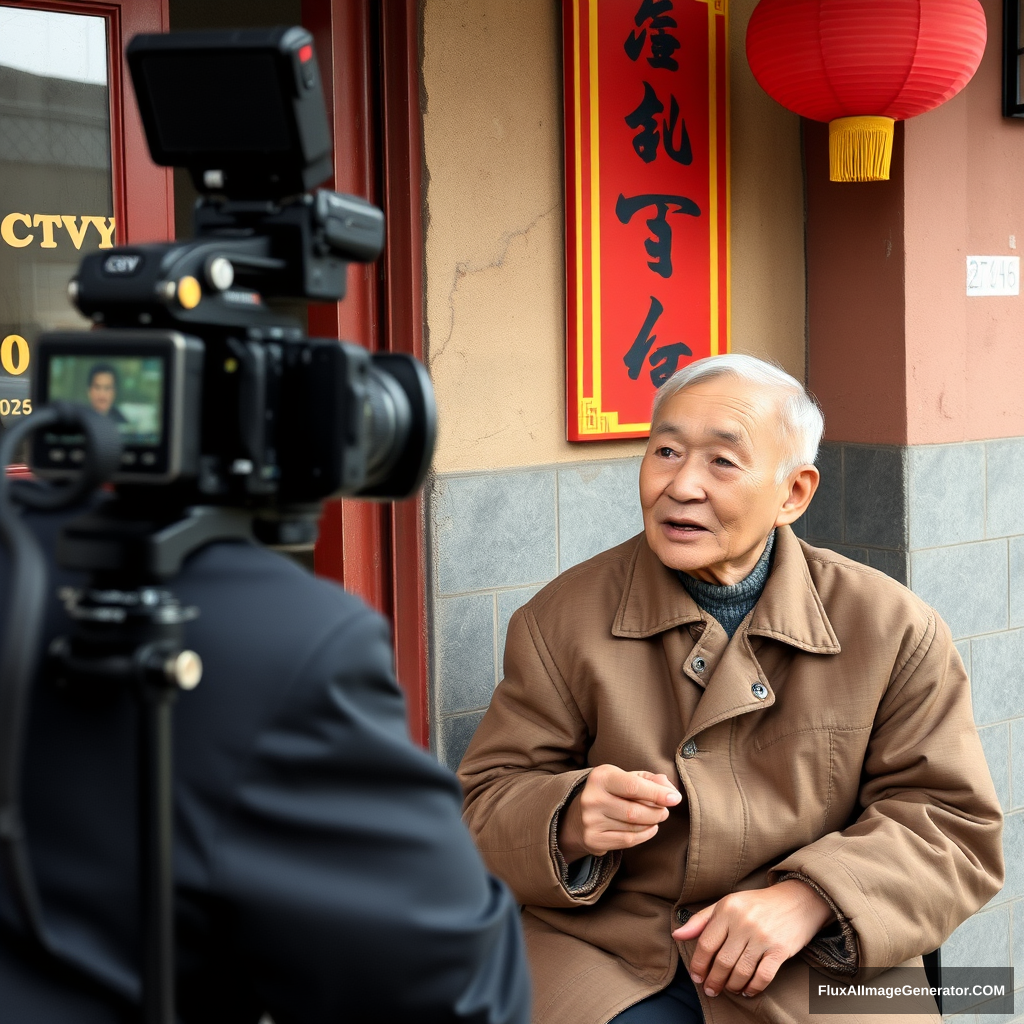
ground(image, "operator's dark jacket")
xmin=0 ymin=504 xmax=530 ymax=1024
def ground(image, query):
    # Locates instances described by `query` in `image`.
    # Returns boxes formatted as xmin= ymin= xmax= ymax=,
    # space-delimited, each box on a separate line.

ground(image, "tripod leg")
xmin=140 ymin=685 xmax=176 ymax=1024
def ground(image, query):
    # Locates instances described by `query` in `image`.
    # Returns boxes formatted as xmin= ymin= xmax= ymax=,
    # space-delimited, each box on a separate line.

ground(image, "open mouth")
xmin=663 ymin=520 xmax=709 ymax=534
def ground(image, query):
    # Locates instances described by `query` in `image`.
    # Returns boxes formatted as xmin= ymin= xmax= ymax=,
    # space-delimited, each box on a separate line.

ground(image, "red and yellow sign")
xmin=564 ymin=0 xmax=730 ymax=440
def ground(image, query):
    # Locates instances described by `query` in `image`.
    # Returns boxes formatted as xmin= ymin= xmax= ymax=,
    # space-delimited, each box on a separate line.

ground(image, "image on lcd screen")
xmin=48 ymin=356 xmax=164 ymax=446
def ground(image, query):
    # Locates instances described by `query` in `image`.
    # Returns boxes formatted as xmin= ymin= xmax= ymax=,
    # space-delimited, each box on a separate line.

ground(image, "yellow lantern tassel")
xmin=828 ymin=116 xmax=895 ymax=182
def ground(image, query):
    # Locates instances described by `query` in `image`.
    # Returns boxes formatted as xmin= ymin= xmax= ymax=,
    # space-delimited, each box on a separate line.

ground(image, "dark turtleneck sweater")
xmin=676 ymin=530 xmax=776 ymax=638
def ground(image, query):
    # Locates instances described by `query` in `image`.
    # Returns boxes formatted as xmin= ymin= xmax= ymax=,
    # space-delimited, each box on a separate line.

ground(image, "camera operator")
xmin=0 ymin=497 xmax=530 ymax=1023
xmin=0 ymin=25 xmax=529 ymax=1024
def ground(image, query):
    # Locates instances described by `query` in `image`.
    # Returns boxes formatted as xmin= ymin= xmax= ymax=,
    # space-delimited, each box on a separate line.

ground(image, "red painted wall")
xmin=807 ymin=0 xmax=1024 ymax=447
xmin=806 ymin=121 xmax=907 ymax=445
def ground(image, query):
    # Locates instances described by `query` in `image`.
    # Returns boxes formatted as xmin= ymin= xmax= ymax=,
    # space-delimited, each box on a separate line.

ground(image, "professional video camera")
xmin=32 ymin=26 xmax=435 ymax=540
xmin=0 ymin=26 xmax=435 ymax=1024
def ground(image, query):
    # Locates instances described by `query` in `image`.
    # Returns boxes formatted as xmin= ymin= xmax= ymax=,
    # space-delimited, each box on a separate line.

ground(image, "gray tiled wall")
xmin=802 ymin=442 xmax=910 ymax=582
xmin=806 ymin=438 xmax=1024 ymax=1015
xmin=428 ymin=457 xmax=643 ymax=771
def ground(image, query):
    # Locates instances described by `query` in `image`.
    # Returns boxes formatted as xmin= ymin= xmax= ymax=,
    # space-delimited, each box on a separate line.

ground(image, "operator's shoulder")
xmin=524 ymin=533 xmax=642 ymax=624
xmin=181 ymin=539 xmax=384 ymax=637
xmin=798 ymin=537 xmax=936 ymax=636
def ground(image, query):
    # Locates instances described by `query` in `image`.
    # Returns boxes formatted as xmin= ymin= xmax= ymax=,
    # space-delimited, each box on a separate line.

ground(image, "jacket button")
xmin=675 ymin=906 xmax=692 ymax=924
xmin=691 ymin=657 xmax=706 ymax=674
xmin=681 ymin=739 xmax=698 ymax=758
xmin=751 ymin=682 xmax=768 ymax=700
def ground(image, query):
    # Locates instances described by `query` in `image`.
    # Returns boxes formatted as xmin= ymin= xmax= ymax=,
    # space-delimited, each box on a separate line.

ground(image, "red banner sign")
xmin=564 ymin=0 xmax=730 ymax=441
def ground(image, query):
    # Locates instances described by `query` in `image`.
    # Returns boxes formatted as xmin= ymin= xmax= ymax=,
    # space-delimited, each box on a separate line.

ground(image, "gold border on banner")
xmin=569 ymin=0 xmax=730 ymax=439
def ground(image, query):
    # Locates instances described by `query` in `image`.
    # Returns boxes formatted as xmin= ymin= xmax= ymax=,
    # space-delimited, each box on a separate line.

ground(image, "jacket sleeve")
xmin=208 ymin=603 xmax=531 ymax=1024
xmin=768 ymin=611 xmax=1004 ymax=981
xmin=458 ymin=607 xmax=621 ymax=908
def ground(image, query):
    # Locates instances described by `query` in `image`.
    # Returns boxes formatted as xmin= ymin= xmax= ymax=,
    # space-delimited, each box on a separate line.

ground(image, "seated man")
xmin=459 ymin=354 xmax=1004 ymax=1024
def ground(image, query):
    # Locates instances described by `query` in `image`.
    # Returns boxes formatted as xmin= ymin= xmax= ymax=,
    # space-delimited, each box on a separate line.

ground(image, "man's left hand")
xmin=671 ymin=879 xmax=834 ymax=998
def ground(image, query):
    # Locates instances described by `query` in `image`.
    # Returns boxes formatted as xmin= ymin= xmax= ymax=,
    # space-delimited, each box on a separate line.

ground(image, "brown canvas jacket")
xmin=459 ymin=526 xmax=1004 ymax=1024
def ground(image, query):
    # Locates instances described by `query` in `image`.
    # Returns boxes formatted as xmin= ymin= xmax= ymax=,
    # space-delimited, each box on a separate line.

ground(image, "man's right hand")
xmin=558 ymin=764 xmax=682 ymax=861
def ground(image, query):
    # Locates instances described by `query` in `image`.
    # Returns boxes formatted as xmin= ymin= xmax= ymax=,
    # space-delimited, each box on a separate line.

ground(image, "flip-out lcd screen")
xmin=48 ymin=355 xmax=164 ymax=447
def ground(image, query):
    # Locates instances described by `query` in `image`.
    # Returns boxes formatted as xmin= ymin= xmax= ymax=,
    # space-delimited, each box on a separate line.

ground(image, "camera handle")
xmin=0 ymin=406 xmax=256 ymax=1024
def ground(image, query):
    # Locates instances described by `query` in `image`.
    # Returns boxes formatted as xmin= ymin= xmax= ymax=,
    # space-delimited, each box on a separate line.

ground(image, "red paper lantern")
xmin=746 ymin=0 xmax=987 ymax=181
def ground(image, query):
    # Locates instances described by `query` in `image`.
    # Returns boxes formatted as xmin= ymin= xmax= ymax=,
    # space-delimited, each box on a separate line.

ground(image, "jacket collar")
xmin=612 ymin=525 xmax=841 ymax=654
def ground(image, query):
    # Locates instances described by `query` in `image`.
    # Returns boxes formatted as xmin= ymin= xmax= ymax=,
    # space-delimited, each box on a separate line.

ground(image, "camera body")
xmin=28 ymin=26 xmax=435 ymax=528
xmin=32 ymin=327 xmax=403 ymax=503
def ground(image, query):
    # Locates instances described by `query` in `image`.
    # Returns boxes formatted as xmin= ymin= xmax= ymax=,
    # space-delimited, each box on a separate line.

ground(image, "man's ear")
xmin=775 ymin=465 xmax=819 ymax=527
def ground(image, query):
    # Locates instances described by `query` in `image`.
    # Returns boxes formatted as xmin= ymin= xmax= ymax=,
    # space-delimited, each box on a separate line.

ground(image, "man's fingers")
xmin=702 ymin=936 xmax=753 ymax=997
xmin=606 ymin=769 xmax=681 ymax=807
xmin=721 ymin=943 xmax=769 ymax=995
xmin=742 ymin=950 xmax=786 ymax=997
xmin=682 ymin=905 xmax=729 ymax=984
xmin=585 ymin=792 xmax=670 ymax=829
xmin=588 ymin=825 xmax=660 ymax=853
xmin=672 ymin=885 xmax=827 ymax=998
xmin=614 ymin=825 xmax=660 ymax=846
xmin=631 ymin=772 xmax=678 ymax=807
xmin=576 ymin=766 xmax=680 ymax=855
xmin=671 ymin=902 xmax=714 ymax=942
xmin=634 ymin=771 xmax=673 ymax=789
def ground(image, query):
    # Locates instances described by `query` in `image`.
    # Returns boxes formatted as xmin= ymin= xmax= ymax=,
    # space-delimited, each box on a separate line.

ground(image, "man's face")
xmin=639 ymin=375 xmax=796 ymax=586
xmin=88 ymin=372 xmax=115 ymax=414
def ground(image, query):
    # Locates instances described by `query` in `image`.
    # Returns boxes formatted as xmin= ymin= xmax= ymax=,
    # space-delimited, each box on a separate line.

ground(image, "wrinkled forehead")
xmin=651 ymin=375 xmax=786 ymax=444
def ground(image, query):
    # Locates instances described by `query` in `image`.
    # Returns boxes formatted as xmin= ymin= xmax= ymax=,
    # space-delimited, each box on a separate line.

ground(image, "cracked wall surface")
xmin=421 ymin=0 xmax=806 ymax=475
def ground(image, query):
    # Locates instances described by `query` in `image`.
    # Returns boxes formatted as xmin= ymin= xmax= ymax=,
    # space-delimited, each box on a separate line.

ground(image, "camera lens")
xmin=357 ymin=354 xmax=436 ymax=500
xmin=362 ymin=366 xmax=409 ymax=486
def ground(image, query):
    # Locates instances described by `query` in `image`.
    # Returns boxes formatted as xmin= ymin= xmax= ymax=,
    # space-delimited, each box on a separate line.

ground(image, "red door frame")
xmin=301 ymin=0 xmax=430 ymax=747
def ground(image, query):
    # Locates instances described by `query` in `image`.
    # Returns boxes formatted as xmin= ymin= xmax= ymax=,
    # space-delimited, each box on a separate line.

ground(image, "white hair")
xmin=651 ymin=354 xmax=824 ymax=484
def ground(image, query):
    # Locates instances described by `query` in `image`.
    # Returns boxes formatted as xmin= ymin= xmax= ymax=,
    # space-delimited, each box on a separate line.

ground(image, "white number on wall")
xmin=966 ymin=256 xmax=1019 ymax=296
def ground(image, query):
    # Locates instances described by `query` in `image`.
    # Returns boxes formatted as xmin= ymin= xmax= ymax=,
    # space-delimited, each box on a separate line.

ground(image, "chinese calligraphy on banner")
xmin=563 ymin=0 xmax=729 ymax=440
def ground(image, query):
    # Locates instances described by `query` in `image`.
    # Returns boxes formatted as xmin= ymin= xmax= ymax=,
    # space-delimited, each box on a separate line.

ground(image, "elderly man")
xmin=459 ymin=354 xmax=1003 ymax=1024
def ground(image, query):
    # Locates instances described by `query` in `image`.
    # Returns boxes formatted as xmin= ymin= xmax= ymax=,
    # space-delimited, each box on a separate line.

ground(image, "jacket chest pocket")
xmin=730 ymin=725 xmax=841 ymax=880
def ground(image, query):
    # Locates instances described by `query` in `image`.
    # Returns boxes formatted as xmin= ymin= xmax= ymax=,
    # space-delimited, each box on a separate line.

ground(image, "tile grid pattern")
xmin=799 ymin=442 xmax=909 ymax=584
xmin=428 ymin=457 xmax=644 ymax=772
xmin=804 ymin=439 xmax=1024 ymax=1020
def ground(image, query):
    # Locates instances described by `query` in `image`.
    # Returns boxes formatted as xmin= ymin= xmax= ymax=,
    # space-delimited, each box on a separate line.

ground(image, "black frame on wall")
xmin=1004 ymin=0 xmax=1024 ymax=116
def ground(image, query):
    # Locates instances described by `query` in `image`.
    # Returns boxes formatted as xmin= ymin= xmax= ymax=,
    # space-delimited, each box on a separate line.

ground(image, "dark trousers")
xmin=610 ymin=962 xmax=705 ymax=1023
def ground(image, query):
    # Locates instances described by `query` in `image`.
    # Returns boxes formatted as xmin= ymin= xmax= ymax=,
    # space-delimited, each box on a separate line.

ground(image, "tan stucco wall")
xmin=727 ymin=1 xmax=806 ymax=379
xmin=422 ymin=0 xmax=805 ymax=474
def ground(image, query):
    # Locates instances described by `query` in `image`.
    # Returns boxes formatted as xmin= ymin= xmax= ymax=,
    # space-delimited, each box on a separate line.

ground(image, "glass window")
xmin=0 ymin=6 xmax=113 ymax=432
